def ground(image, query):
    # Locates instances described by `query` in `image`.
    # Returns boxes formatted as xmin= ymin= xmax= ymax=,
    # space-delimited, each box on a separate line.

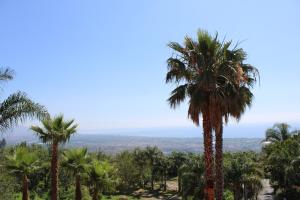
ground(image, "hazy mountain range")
xmin=0 ymin=125 xmax=273 ymax=153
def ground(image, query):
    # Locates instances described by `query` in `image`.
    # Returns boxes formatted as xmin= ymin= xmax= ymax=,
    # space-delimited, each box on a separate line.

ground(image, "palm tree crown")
xmin=62 ymin=148 xmax=90 ymax=175
xmin=0 ymin=67 xmax=48 ymax=132
xmin=166 ymin=30 xmax=258 ymax=125
xmin=264 ymin=123 xmax=296 ymax=142
xmin=6 ymin=146 xmax=40 ymax=200
xmin=88 ymin=161 xmax=118 ymax=200
xmin=6 ymin=146 xmax=40 ymax=176
xmin=31 ymin=114 xmax=78 ymax=144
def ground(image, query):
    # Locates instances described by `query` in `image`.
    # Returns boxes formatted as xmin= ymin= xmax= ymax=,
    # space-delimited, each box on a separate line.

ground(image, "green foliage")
xmin=62 ymin=147 xmax=90 ymax=175
xmin=59 ymin=185 xmax=92 ymax=200
xmin=6 ymin=146 xmax=40 ymax=176
xmin=178 ymin=154 xmax=205 ymax=200
xmin=0 ymin=67 xmax=48 ymax=132
xmin=165 ymin=30 xmax=258 ymax=125
xmin=1 ymin=134 xmax=300 ymax=199
xmin=31 ymin=114 xmax=78 ymax=144
xmin=115 ymin=150 xmax=139 ymax=191
xmin=223 ymin=189 xmax=234 ymax=200
xmin=88 ymin=160 xmax=119 ymax=199
xmin=223 ymin=152 xmax=263 ymax=200
xmin=263 ymin=130 xmax=300 ymax=198
xmin=263 ymin=123 xmax=296 ymax=143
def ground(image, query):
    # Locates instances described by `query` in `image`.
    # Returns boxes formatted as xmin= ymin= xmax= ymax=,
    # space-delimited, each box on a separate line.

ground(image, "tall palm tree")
xmin=6 ymin=147 xmax=40 ymax=200
xmin=31 ymin=115 xmax=78 ymax=200
xmin=62 ymin=148 xmax=90 ymax=200
xmin=166 ymin=30 xmax=258 ymax=200
xmin=0 ymin=67 xmax=48 ymax=132
xmin=166 ymin=30 xmax=220 ymax=200
xmin=88 ymin=161 xmax=118 ymax=200
xmin=263 ymin=123 xmax=294 ymax=142
xmin=213 ymin=45 xmax=258 ymax=200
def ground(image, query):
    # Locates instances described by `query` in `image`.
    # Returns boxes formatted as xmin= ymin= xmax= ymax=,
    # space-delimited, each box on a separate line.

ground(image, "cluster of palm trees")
xmin=7 ymin=116 xmax=118 ymax=200
xmin=165 ymin=30 xmax=258 ymax=200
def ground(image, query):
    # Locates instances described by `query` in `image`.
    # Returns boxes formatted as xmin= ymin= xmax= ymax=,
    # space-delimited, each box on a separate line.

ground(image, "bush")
xmin=224 ymin=189 xmax=234 ymax=200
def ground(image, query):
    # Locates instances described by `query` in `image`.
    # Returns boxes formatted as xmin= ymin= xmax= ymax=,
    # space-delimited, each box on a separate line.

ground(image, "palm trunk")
xmin=51 ymin=142 xmax=59 ymax=200
xmin=92 ymin=188 xmax=100 ymax=200
xmin=178 ymin=176 xmax=181 ymax=193
xmin=22 ymin=174 xmax=29 ymax=200
xmin=151 ymin=175 xmax=154 ymax=191
xmin=233 ymin=188 xmax=240 ymax=200
xmin=203 ymin=107 xmax=214 ymax=200
xmin=151 ymin=168 xmax=154 ymax=191
xmin=215 ymin=121 xmax=224 ymax=200
xmin=75 ymin=174 xmax=82 ymax=200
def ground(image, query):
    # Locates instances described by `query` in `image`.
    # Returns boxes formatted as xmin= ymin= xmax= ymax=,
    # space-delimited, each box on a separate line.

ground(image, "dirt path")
xmin=258 ymin=179 xmax=274 ymax=200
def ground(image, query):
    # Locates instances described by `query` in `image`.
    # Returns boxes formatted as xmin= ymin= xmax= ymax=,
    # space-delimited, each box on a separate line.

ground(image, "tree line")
xmin=0 ymin=122 xmax=299 ymax=200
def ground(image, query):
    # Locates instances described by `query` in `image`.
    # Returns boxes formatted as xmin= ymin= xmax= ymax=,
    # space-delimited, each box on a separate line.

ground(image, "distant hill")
xmin=2 ymin=126 xmax=264 ymax=154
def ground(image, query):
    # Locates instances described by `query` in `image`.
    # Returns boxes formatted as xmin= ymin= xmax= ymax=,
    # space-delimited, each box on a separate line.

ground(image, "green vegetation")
xmin=262 ymin=123 xmax=300 ymax=199
xmin=0 ymin=68 xmax=48 ymax=132
xmin=5 ymin=147 xmax=40 ymax=200
xmin=0 ymin=124 xmax=299 ymax=199
xmin=31 ymin=115 xmax=78 ymax=200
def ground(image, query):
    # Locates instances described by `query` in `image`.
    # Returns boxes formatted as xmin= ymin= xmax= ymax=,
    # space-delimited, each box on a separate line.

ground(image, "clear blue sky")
xmin=0 ymin=0 xmax=299 ymax=133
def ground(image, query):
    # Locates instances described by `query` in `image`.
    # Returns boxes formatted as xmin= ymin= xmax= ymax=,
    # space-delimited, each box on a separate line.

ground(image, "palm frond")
xmin=0 ymin=91 xmax=49 ymax=132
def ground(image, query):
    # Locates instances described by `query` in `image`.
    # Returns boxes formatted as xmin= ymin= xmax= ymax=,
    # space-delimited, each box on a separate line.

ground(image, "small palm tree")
xmin=263 ymin=123 xmax=295 ymax=142
xmin=224 ymin=152 xmax=263 ymax=200
xmin=31 ymin=115 xmax=78 ymax=200
xmin=88 ymin=161 xmax=118 ymax=200
xmin=62 ymin=148 xmax=90 ymax=200
xmin=0 ymin=67 xmax=48 ymax=132
xmin=144 ymin=146 xmax=163 ymax=190
xmin=6 ymin=147 xmax=40 ymax=200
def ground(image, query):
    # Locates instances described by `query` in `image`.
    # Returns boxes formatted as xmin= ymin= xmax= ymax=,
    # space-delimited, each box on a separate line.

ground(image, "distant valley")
xmin=3 ymin=127 xmax=264 ymax=153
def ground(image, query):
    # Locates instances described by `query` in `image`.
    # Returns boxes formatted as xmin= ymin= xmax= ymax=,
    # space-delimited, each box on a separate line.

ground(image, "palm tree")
xmin=31 ymin=115 xmax=78 ymax=200
xmin=144 ymin=146 xmax=163 ymax=190
xmin=0 ymin=67 xmax=48 ymax=132
xmin=168 ymin=151 xmax=187 ymax=192
xmin=166 ymin=30 xmax=258 ymax=200
xmin=132 ymin=148 xmax=149 ymax=188
xmin=263 ymin=123 xmax=294 ymax=142
xmin=213 ymin=45 xmax=258 ymax=200
xmin=88 ymin=161 xmax=118 ymax=200
xmin=62 ymin=148 xmax=90 ymax=200
xmin=6 ymin=147 xmax=40 ymax=200
xmin=224 ymin=152 xmax=263 ymax=200
xmin=179 ymin=154 xmax=205 ymax=199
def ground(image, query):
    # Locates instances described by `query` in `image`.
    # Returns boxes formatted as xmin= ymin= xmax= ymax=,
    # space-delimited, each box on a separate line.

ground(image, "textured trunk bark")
xmin=51 ymin=142 xmax=59 ymax=200
xmin=151 ymin=171 xmax=154 ymax=191
xmin=178 ymin=176 xmax=181 ymax=193
xmin=215 ymin=121 xmax=224 ymax=200
xmin=233 ymin=189 xmax=239 ymax=200
xmin=92 ymin=192 xmax=98 ymax=200
xmin=75 ymin=175 xmax=82 ymax=200
xmin=203 ymin=107 xmax=214 ymax=200
xmin=92 ymin=188 xmax=100 ymax=200
xmin=22 ymin=174 xmax=29 ymax=200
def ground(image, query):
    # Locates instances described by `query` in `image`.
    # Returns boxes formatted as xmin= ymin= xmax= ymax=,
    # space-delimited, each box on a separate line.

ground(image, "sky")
xmin=0 ymin=0 xmax=299 ymax=136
